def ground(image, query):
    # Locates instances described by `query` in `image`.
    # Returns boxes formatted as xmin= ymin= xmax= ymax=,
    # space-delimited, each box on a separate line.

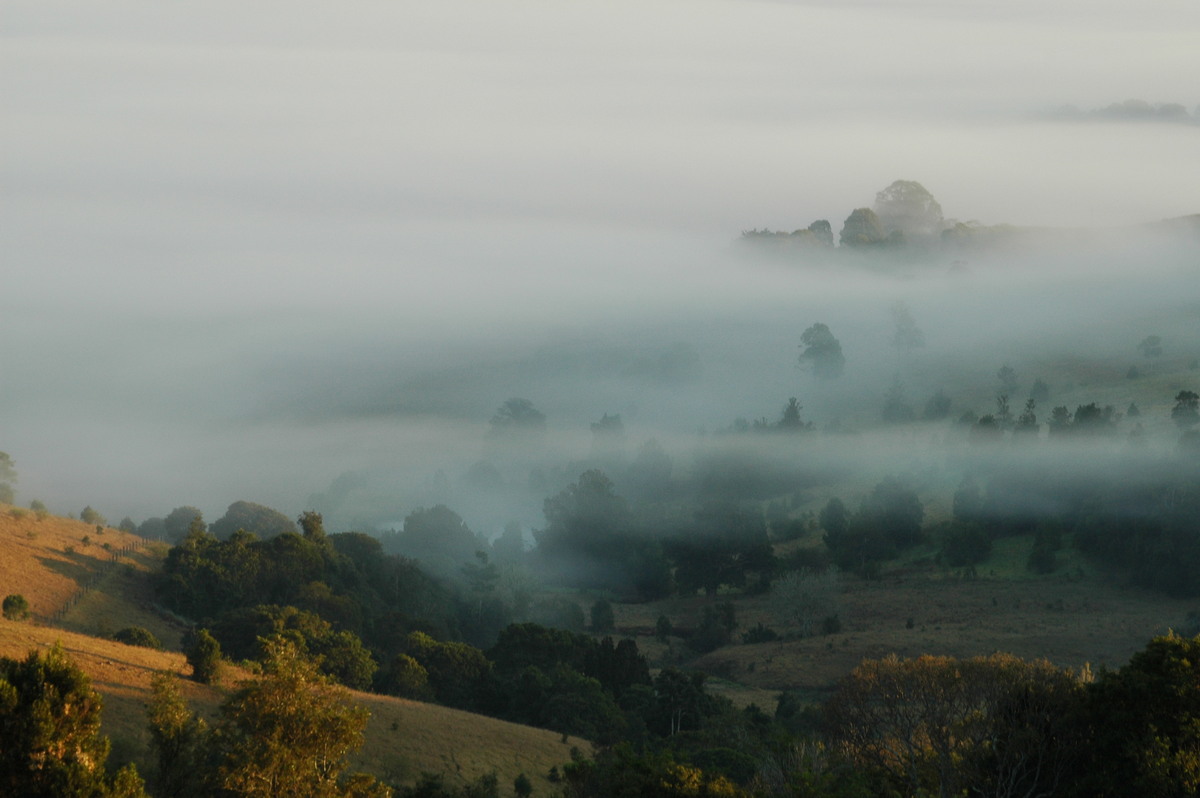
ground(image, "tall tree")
xmin=872 ymin=180 xmax=944 ymax=238
xmin=799 ymin=323 xmax=846 ymax=379
xmin=212 ymin=637 xmax=371 ymax=798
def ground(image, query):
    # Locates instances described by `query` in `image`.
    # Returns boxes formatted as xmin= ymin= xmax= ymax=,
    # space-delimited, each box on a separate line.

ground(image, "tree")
xmin=590 ymin=599 xmax=615 ymax=634
xmin=146 ymin=671 xmax=210 ymax=798
xmin=0 ymin=451 xmax=16 ymax=504
xmin=777 ymin=397 xmax=810 ymax=432
xmin=798 ymin=323 xmax=845 ymax=379
xmin=923 ymin=389 xmax=952 ymax=421
xmin=0 ymin=645 xmax=147 ymax=797
xmin=163 ymin=506 xmax=203 ymax=543
xmin=881 ymin=376 xmax=915 ymax=423
xmin=890 ymin=302 xmax=925 ymax=352
xmin=2 ymin=594 xmax=30 ymax=621
xmin=488 ymin=398 xmax=546 ymax=437
xmin=393 ymin=504 xmax=480 ymax=576
xmin=187 ymin=628 xmax=223 ymax=685
xmin=873 ymin=180 xmax=944 ymax=238
xmin=838 ymin=208 xmax=886 ymax=247
xmin=824 ymin=653 xmax=1083 ymax=798
xmin=298 ymin=510 xmax=327 ymax=543
xmin=1137 ymin=335 xmax=1163 ymax=358
xmin=210 ymin=500 xmax=297 ymax=541
xmin=212 ymin=637 xmax=370 ymax=798
xmin=1172 ymin=390 xmax=1199 ymax=429
xmin=997 ymin=364 xmax=1019 ymax=396
xmin=80 ymin=505 xmax=106 ymax=526
xmin=114 ymin=626 xmax=162 ymax=650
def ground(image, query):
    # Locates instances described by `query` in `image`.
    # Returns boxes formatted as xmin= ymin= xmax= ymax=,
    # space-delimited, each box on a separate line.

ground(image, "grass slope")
xmin=0 ymin=507 xmax=583 ymax=791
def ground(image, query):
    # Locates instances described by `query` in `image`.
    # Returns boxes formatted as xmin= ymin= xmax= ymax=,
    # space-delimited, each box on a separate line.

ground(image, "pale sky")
xmin=2 ymin=1 xmax=1197 ymax=522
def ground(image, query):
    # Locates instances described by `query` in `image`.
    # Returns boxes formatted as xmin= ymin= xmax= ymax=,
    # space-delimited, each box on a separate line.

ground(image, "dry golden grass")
xmin=0 ymin=622 xmax=584 ymax=791
xmin=0 ymin=504 xmax=150 ymax=622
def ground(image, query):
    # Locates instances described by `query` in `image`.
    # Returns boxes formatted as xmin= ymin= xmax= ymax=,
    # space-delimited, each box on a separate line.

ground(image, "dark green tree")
xmin=839 ymin=208 xmax=886 ymax=247
xmin=2 ymin=594 xmax=30 ymax=621
xmin=0 ymin=645 xmax=147 ymax=797
xmin=210 ymin=500 xmax=297 ymax=541
xmin=799 ymin=323 xmax=845 ymax=379
xmin=186 ymin=629 xmax=223 ymax=685
xmin=1172 ymin=390 xmax=1199 ymax=429
xmin=146 ymin=671 xmax=211 ymax=798
xmin=590 ymin=599 xmax=615 ymax=634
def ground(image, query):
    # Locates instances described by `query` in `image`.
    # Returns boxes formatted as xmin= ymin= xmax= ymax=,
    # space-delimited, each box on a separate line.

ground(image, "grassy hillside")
xmin=0 ymin=509 xmax=584 ymax=792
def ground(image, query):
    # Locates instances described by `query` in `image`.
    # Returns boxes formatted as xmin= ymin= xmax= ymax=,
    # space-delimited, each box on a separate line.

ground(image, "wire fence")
xmin=49 ymin=538 xmax=148 ymax=623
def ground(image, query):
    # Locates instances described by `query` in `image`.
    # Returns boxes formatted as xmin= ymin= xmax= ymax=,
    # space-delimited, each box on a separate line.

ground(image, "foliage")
xmin=210 ymin=500 xmax=298 ymax=541
xmin=838 ymin=208 xmax=886 ymax=247
xmin=80 ymin=505 xmax=106 ymax=526
xmin=823 ymin=652 xmax=1084 ymax=798
xmin=146 ymin=671 xmax=211 ymax=798
xmin=3 ymin=593 xmax=31 ymax=621
xmin=187 ymin=628 xmax=223 ymax=684
xmin=1173 ymin=390 xmax=1200 ymax=429
xmin=487 ymin=398 xmax=546 ymax=437
xmin=824 ymin=478 xmax=923 ymax=572
xmin=0 ymin=451 xmax=16 ymax=504
xmin=0 ymin=645 xmax=147 ymax=797
xmin=590 ymin=599 xmax=615 ymax=633
xmin=113 ymin=626 xmax=163 ymax=650
xmin=668 ymin=502 xmax=774 ymax=598
xmin=161 ymin=506 xmax=203 ymax=543
xmin=386 ymin=505 xmax=480 ymax=577
xmin=798 ymin=323 xmax=845 ymax=379
xmin=213 ymin=636 xmax=371 ymax=798
xmin=873 ymin=180 xmax=943 ymax=238
xmin=1073 ymin=633 xmax=1200 ymax=796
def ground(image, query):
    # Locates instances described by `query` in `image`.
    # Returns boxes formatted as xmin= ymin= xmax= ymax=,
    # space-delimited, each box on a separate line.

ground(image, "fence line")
xmin=49 ymin=537 xmax=149 ymax=624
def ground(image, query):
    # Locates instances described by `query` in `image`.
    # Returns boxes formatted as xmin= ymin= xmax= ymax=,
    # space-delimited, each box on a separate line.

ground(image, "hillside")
xmin=0 ymin=510 xmax=584 ymax=792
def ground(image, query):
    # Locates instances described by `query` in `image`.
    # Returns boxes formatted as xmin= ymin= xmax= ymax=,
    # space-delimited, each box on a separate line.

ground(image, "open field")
xmin=615 ymin=537 xmax=1194 ymax=708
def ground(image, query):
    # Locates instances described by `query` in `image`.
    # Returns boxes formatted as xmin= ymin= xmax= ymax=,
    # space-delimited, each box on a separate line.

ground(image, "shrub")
xmin=113 ymin=626 xmax=163 ymax=650
xmin=2 ymin=594 xmax=30 ymax=621
xmin=186 ymin=629 xmax=222 ymax=684
xmin=741 ymin=622 xmax=780 ymax=644
xmin=80 ymin=506 xmax=106 ymax=525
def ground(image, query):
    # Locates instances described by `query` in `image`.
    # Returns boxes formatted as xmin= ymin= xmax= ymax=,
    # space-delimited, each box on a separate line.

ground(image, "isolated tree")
xmin=187 ymin=629 xmax=223 ymax=684
xmin=799 ymin=323 xmax=846 ymax=379
xmin=488 ymin=397 xmax=546 ymax=436
xmin=114 ymin=627 xmax=162 ymax=650
xmin=0 ymin=645 xmax=147 ymax=797
xmin=923 ymin=388 xmax=953 ymax=421
xmin=146 ymin=671 xmax=210 ymax=798
xmin=590 ymin=599 xmax=615 ymax=634
xmin=2 ymin=594 xmax=30 ymax=621
xmin=0 ymin=451 xmax=16 ymax=504
xmin=839 ymin=208 xmax=886 ymax=247
xmin=212 ymin=637 xmax=370 ymax=798
xmin=80 ymin=505 xmax=106 ymax=526
xmin=890 ymin=301 xmax=925 ymax=352
xmin=777 ymin=397 xmax=810 ymax=432
xmin=808 ymin=219 xmax=834 ymax=246
xmin=1137 ymin=335 xmax=1163 ymax=358
xmin=1014 ymin=398 xmax=1039 ymax=438
xmin=873 ymin=179 xmax=944 ymax=238
xmin=881 ymin=375 xmax=916 ymax=423
xmin=1172 ymin=390 xmax=1200 ymax=429
xmin=997 ymin=364 xmax=1019 ymax=396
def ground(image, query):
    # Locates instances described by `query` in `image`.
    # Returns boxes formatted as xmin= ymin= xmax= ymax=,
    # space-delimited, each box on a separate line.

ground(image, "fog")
xmin=2 ymin=1 xmax=1197 ymax=533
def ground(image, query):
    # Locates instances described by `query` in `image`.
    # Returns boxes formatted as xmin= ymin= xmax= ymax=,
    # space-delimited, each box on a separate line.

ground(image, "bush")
xmin=741 ymin=622 xmax=779 ymax=644
xmin=186 ymin=629 xmax=222 ymax=684
xmin=113 ymin=626 xmax=163 ymax=650
xmin=2 ymin=594 xmax=30 ymax=621
xmin=79 ymin=505 xmax=106 ymax=525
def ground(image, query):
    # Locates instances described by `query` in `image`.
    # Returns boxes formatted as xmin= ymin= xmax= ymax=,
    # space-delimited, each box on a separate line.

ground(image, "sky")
xmin=2 ymin=1 xmax=1197 ymax=525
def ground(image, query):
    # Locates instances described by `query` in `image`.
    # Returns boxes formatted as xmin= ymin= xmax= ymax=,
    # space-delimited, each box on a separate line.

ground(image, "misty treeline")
xmin=741 ymin=178 xmax=1200 ymax=258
